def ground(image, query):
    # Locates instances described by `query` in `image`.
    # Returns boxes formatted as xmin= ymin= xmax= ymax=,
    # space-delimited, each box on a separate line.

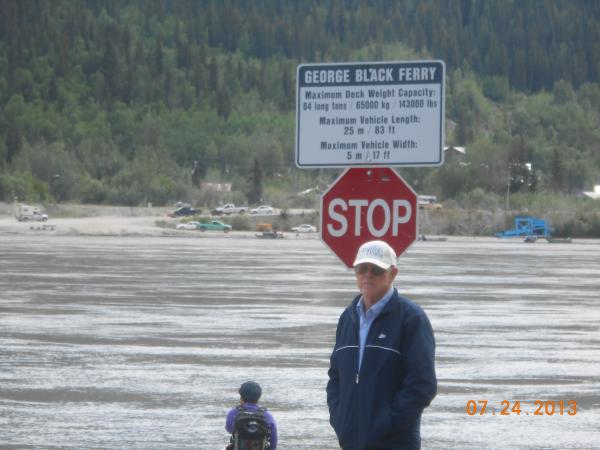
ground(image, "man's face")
xmin=354 ymin=263 xmax=398 ymax=303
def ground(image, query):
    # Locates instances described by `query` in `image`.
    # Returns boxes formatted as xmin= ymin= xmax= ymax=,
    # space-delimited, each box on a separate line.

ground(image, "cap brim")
xmin=352 ymin=257 xmax=391 ymax=269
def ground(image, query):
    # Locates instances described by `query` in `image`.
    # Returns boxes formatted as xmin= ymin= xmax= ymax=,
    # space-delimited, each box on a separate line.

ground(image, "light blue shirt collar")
xmin=356 ymin=286 xmax=395 ymax=318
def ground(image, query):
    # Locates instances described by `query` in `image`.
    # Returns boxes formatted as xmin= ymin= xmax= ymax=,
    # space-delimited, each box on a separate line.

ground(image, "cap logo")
xmin=361 ymin=245 xmax=384 ymax=258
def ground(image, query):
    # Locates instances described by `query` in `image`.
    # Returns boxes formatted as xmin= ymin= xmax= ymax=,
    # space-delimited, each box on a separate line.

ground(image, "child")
xmin=225 ymin=381 xmax=278 ymax=450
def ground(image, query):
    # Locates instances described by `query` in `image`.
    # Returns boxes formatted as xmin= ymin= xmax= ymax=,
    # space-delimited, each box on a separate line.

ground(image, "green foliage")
xmin=482 ymin=76 xmax=510 ymax=102
xmin=0 ymin=1 xmax=599 ymax=208
xmin=101 ymin=149 xmax=191 ymax=206
xmin=225 ymin=214 xmax=252 ymax=231
xmin=0 ymin=171 xmax=50 ymax=202
xmin=456 ymin=188 xmax=503 ymax=211
xmin=552 ymin=213 xmax=600 ymax=238
xmin=78 ymin=175 xmax=108 ymax=204
xmin=12 ymin=141 xmax=80 ymax=202
xmin=508 ymin=192 xmax=600 ymax=216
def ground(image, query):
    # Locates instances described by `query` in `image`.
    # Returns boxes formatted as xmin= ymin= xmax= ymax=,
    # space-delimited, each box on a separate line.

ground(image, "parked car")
xmin=168 ymin=206 xmax=201 ymax=217
xmin=418 ymin=195 xmax=443 ymax=210
xmin=291 ymin=224 xmax=317 ymax=233
xmin=23 ymin=211 xmax=49 ymax=222
xmin=198 ymin=220 xmax=232 ymax=232
xmin=175 ymin=221 xmax=201 ymax=230
xmin=420 ymin=202 xmax=443 ymax=210
xmin=250 ymin=205 xmax=274 ymax=215
xmin=211 ymin=203 xmax=247 ymax=215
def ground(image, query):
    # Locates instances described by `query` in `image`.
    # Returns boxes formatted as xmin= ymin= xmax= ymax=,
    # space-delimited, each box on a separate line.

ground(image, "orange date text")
xmin=465 ymin=399 xmax=577 ymax=416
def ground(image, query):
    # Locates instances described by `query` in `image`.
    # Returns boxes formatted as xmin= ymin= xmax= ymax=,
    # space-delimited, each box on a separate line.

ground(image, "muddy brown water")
xmin=1 ymin=235 xmax=599 ymax=449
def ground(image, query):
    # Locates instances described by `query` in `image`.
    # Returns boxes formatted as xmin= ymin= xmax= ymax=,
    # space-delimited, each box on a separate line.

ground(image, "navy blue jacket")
xmin=327 ymin=289 xmax=437 ymax=450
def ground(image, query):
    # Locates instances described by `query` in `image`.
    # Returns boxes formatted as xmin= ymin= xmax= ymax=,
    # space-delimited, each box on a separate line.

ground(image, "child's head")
xmin=239 ymin=381 xmax=262 ymax=403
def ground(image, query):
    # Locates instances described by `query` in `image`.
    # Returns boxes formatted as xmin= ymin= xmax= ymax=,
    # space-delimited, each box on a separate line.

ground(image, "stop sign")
xmin=320 ymin=168 xmax=418 ymax=267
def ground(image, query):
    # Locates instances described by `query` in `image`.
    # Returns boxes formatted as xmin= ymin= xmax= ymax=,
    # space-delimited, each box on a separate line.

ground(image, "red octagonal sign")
xmin=321 ymin=168 xmax=418 ymax=267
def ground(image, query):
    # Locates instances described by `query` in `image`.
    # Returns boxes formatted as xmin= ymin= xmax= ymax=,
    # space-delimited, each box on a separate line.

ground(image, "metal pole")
xmin=505 ymin=166 xmax=510 ymax=216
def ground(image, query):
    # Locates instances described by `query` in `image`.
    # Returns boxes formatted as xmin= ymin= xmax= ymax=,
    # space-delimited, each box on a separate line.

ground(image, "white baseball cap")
xmin=353 ymin=240 xmax=398 ymax=269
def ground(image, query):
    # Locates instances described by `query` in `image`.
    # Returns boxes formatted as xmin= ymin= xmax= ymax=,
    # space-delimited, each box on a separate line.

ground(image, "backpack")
xmin=231 ymin=406 xmax=271 ymax=450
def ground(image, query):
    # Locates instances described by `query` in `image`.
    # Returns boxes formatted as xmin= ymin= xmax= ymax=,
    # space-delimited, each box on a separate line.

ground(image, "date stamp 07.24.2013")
xmin=465 ymin=400 xmax=577 ymax=416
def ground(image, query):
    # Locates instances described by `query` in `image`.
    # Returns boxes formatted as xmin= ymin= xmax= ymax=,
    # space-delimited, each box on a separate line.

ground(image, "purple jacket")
xmin=225 ymin=403 xmax=278 ymax=449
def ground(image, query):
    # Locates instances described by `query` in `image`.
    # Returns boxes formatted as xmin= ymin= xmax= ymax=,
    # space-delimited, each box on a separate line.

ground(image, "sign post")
xmin=320 ymin=167 xmax=418 ymax=268
xmin=296 ymin=60 xmax=445 ymax=168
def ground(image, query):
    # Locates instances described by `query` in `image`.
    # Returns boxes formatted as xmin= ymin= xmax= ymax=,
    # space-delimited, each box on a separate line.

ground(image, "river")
xmin=1 ymin=234 xmax=599 ymax=449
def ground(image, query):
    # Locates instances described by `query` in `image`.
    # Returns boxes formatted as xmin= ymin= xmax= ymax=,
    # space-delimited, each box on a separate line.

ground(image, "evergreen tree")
xmin=5 ymin=126 xmax=22 ymax=163
xmin=216 ymin=84 xmax=231 ymax=120
xmin=191 ymin=160 xmax=204 ymax=187
xmin=247 ymin=158 xmax=263 ymax=205
xmin=102 ymin=39 xmax=120 ymax=101
xmin=153 ymin=36 xmax=164 ymax=79
xmin=208 ymin=56 xmax=218 ymax=92
xmin=550 ymin=147 xmax=564 ymax=192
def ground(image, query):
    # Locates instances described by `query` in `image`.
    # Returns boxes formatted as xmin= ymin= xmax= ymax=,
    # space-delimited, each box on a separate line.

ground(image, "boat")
xmin=255 ymin=231 xmax=284 ymax=239
xmin=418 ymin=235 xmax=448 ymax=242
xmin=546 ymin=237 xmax=572 ymax=243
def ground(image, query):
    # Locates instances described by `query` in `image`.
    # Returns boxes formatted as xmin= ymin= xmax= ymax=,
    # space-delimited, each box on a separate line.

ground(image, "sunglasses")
xmin=354 ymin=264 xmax=388 ymax=276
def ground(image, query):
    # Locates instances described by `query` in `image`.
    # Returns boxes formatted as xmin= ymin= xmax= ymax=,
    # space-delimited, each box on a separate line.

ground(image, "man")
xmin=327 ymin=240 xmax=437 ymax=450
xmin=225 ymin=381 xmax=278 ymax=450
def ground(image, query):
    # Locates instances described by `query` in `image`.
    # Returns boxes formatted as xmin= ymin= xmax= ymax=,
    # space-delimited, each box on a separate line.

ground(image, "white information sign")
xmin=295 ymin=60 xmax=445 ymax=168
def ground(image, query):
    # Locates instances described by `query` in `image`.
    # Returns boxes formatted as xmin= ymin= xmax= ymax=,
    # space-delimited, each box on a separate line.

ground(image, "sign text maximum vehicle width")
xmin=296 ymin=60 xmax=445 ymax=168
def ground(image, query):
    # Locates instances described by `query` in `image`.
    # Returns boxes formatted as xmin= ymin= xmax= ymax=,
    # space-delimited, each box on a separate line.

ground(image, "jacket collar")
xmin=351 ymin=288 xmax=399 ymax=318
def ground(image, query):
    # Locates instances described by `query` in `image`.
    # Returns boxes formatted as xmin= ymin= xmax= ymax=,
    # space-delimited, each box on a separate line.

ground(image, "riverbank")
xmin=0 ymin=216 xmax=326 ymax=239
xmin=1 ymin=201 xmax=596 ymax=237
xmin=0 ymin=202 xmax=317 ymax=237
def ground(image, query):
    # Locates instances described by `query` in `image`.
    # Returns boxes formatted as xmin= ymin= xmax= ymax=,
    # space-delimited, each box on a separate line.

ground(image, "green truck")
xmin=198 ymin=220 xmax=232 ymax=232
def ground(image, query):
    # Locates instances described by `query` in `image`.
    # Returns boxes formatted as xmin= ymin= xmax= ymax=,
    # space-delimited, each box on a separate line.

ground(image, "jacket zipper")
xmin=354 ymin=294 xmax=395 ymax=386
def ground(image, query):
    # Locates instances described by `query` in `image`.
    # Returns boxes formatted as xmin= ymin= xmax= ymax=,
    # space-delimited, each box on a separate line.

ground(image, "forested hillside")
xmin=1 ymin=0 xmax=599 ymax=209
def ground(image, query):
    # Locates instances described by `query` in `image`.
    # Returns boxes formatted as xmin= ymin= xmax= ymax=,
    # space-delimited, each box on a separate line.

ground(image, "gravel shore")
xmin=0 ymin=214 xmax=320 ymax=239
